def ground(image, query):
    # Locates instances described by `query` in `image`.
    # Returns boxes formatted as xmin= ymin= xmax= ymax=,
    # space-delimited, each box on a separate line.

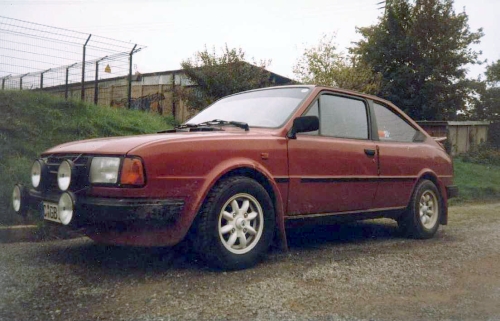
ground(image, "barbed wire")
xmin=0 ymin=15 xmax=145 ymax=101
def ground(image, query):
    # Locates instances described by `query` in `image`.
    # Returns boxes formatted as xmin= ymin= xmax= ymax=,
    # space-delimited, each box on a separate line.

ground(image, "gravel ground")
xmin=1 ymin=202 xmax=499 ymax=321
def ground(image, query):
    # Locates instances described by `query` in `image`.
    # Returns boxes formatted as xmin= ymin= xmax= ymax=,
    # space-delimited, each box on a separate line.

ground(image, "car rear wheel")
xmin=194 ymin=176 xmax=275 ymax=269
xmin=398 ymin=179 xmax=442 ymax=239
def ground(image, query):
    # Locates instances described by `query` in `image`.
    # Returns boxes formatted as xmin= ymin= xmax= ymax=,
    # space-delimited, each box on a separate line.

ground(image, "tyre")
xmin=194 ymin=176 xmax=275 ymax=269
xmin=398 ymin=179 xmax=442 ymax=239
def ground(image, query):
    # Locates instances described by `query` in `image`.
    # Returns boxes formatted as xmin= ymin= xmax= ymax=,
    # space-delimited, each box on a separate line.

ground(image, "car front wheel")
xmin=194 ymin=176 xmax=275 ymax=269
xmin=398 ymin=179 xmax=442 ymax=239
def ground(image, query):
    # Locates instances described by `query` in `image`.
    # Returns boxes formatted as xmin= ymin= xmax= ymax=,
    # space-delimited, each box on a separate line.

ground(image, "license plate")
xmin=43 ymin=202 xmax=61 ymax=223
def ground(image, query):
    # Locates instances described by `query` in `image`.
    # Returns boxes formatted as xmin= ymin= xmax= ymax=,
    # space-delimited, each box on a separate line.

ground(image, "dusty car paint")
xmin=16 ymin=86 xmax=455 ymax=252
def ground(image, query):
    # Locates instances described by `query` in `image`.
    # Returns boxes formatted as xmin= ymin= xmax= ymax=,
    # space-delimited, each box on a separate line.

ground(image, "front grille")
xmin=40 ymin=154 xmax=92 ymax=193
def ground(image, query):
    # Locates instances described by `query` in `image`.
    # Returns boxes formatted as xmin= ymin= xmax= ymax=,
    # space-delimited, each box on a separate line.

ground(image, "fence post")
xmin=19 ymin=73 xmax=29 ymax=90
xmin=81 ymin=34 xmax=91 ymax=102
xmin=127 ymin=44 xmax=137 ymax=109
xmin=65 ymin=67 xmax=70 ymax=99
xmin=40 ymin=69 xmax=50 ymax=89
xmin=1 ymin=75 xmax=10 ymax=90
xmin=65 ymin=63 xmax=77 ymax=100
xmin=94 ymin=60 xmax=99 ymax=105
xmin=172 ymin=72 xmax=176 ymax=119
xmin=94 ymin=57 xmax=107 ymax=105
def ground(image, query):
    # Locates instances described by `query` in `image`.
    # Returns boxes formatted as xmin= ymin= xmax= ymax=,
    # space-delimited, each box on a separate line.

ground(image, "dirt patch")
xmin=0 ymin=202 xmax=499 ymax=321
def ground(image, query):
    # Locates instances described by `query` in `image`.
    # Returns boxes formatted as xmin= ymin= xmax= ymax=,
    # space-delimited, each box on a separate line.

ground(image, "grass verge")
xmin=0 ymin=90 xmax=174 ymax=224
xmin=452 ymin=158 xmax=500 ymax=204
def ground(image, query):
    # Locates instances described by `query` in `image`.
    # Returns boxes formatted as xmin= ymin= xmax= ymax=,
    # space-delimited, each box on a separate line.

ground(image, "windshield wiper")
xmin=183 ymin=119 xmax=249 ymax=131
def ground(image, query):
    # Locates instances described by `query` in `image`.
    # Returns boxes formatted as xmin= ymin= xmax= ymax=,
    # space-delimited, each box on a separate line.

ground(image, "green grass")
xmin=452 ymin=158 xmax=500 ymax=203
xmin=0 ymin=90 xmax=174 ymax=224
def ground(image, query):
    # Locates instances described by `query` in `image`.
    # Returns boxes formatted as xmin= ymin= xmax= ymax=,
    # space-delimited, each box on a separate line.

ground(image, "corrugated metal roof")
xmin=448 ymin=121 xmax=491 ymax=126
xmin=417 ymin=121 xmax=490 ymax=126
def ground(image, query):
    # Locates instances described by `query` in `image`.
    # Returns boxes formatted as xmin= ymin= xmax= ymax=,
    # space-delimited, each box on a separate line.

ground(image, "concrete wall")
xmin=43 ymin=72 xmax=194 ymax=122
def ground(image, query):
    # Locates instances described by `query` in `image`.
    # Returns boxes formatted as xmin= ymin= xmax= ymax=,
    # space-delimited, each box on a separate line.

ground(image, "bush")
xmin=460 ymin=143 xmax=500 ymax=166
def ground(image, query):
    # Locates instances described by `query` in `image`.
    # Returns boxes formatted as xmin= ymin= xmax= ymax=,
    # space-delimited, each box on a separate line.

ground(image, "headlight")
xmin=31 ymin=160 xmax=48 ymax=189
xmin=57 ymin=160 xmax=74 ymax=191
xmin=90 ymin=157 xmax=121 ymax=184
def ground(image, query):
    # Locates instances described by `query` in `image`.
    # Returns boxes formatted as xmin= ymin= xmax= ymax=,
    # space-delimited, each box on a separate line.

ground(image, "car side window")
xmin=319 ymin=95 xmax=368 ymax=139
xmin=302 ymin=100 xmax=319 ymax=136
xmin=373 ymin=103 xmax=418 ymax=142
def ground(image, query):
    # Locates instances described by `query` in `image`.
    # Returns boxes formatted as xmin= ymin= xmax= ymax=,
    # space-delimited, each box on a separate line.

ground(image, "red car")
xmin=12 ymin=86 xmax=457 ymax=269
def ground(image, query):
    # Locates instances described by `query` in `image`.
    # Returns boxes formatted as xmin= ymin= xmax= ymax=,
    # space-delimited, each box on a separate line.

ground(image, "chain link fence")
xmin=0 ymin=16 xmax=144 ymax=107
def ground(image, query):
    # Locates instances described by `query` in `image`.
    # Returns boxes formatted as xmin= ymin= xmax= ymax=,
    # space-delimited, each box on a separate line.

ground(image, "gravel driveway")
xmin=1 ymin=202 xmax=499 ymax=321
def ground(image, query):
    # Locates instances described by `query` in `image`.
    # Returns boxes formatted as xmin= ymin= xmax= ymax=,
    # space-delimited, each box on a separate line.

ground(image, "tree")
xmin=180 ymin=45 xmax=272 ymax=110
xmin=485 ymin=59 xmax=500 ymax=84
xmin=293 ymin=35 xmax=381 ymax=95
xmin=354 ymin=0 xmax=483 ymax=120
xmin=472 ymin=60 xmax=500 ymax=121
xmin=476 ymin=87 xmax=500 ymax=121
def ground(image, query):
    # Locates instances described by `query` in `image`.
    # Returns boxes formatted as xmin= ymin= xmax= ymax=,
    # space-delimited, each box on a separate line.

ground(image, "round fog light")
xmin=12 ymin=184 xmax=28 ymax=216
xmin=58 ymin=192 xmax=75 ymax=225
xmin=31 ymin=160 xmax=42 ymax=189
xmin=12 ymin=185 xmax=22 ymax=213
xmin=57 ymin=160 xmax=74 ymax=191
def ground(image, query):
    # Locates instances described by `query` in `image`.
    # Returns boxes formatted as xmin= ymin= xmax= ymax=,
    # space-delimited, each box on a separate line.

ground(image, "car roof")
xmin=231 ymin=85 xmax=381 ymax=101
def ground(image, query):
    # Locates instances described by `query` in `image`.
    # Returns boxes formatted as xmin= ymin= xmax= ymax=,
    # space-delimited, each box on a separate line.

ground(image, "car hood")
xmin=42 ymin=130 xmax=277 ymax=156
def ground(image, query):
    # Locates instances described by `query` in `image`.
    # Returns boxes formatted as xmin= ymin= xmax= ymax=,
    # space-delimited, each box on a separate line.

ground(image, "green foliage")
xmin=486 ymin=59 xmax=500 ymax=84
xmin=293 ymin=34 xmax=381 ymax=95
xmin=354 ymin=0 xmax=483 ymax=120
xmin=0 ymin=90 xmax=174 ymax=224
xmin=472 ymin=86 xmax=500 ymax=121
xmin=460 ymin=143 xmax=500 ymax=166
xmin=468 ymin=60 xmax=500 ymax=121
xmin=180 ymin=45 xmax=273 ymax=110
xmin=453 ymin=158 xmax=500 ymax=202
xmin=474 ymin=60 xmax=500 ymax=121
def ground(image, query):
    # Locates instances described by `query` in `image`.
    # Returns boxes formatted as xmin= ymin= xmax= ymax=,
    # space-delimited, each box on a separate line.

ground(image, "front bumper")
xmin=26 ymin=188 xmax=184 ymax=227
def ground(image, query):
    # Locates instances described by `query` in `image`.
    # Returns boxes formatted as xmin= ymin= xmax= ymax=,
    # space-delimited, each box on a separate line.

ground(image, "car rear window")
xmin=373 ymin=103 xmax=418 ymax=142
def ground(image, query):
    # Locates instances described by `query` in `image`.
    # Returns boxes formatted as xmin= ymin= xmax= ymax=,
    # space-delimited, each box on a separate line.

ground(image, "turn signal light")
xmin=120 ymin=158 xmax=145 ymax=186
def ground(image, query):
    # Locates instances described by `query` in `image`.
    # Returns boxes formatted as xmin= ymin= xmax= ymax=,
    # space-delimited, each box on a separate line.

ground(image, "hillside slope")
xmin=0 ymin=91 xmax=174 ymax=224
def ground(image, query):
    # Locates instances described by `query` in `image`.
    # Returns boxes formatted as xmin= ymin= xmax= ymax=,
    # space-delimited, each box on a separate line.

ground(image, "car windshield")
xmin=185 ymin=87 xmax=312 ymax=128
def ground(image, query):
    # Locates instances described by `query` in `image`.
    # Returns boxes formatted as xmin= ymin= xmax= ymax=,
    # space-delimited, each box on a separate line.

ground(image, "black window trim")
xmin=370 ymin=100 xmax=425 ymax=143
xmin=300 ymin=91 xmax=373 ymax=141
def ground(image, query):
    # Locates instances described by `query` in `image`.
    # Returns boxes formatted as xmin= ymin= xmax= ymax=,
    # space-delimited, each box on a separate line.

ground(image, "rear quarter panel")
xmin=373 ymin=137 xmax=453 ymax=209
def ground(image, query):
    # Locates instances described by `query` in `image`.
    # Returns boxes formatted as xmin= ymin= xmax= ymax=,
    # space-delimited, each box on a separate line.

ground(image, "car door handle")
xmin=364 ymin=149 xmax=376 ymax=156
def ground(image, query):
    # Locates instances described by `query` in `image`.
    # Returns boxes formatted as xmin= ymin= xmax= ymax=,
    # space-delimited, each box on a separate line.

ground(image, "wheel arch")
xmin=189 ymin=161 xmax=288 ymax=251
xmin=413 ymin=169 xmax=448 ymax=225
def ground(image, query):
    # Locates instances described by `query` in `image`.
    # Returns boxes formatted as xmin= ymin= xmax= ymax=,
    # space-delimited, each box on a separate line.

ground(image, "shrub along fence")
xmin=489 ymin=122 xmax=500 ymax=149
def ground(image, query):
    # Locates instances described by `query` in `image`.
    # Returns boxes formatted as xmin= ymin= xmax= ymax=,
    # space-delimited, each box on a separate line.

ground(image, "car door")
xmin=287 ymin=93 xmax=379 ymax=216
xmin=370 ymin=101 xmax=428 ymax=209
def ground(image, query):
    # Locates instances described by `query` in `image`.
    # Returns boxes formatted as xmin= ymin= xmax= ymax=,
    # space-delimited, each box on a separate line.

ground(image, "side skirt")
xmin=284 ymin=207 xmax=406 ymax=228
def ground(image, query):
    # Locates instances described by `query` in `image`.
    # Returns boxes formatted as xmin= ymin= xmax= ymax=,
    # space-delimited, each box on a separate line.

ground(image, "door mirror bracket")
xmin=288 ymin=116 xmax=319 ymax=139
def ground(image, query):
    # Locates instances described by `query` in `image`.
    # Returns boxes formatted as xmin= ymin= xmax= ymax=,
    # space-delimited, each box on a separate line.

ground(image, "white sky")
xmin=1 ymin=0 xmax=499 ymax=80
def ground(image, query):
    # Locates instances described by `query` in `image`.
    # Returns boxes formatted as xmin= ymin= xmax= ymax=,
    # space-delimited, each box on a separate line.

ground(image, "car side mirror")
xmin=288 ymin=116 xmax=319 ymax=139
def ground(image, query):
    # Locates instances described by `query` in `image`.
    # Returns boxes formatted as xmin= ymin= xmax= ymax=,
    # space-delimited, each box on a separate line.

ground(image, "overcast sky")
xmin=1 ymin=0 xmax=498 ymax=80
